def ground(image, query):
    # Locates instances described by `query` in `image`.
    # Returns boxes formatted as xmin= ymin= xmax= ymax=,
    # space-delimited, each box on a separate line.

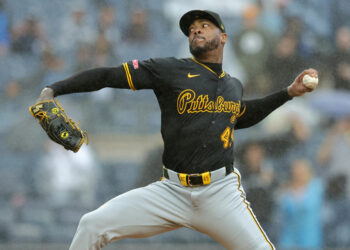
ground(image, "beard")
xmin=190 ymin=35 xmax=220 ymax=57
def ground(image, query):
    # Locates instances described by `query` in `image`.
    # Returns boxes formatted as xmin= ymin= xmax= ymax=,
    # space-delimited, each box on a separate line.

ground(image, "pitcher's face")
xmin=188 ymin=19 xmax=226 ymax=58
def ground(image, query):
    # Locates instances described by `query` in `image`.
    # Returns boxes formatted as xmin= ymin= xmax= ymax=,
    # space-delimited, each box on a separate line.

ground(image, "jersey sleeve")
xmin=122 ymin=57 xmax=174 ymax=91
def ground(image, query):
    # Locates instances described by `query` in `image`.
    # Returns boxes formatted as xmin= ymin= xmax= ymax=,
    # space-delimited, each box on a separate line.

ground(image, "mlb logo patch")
xmin=132 ymin=60 xmax=139 ymax=69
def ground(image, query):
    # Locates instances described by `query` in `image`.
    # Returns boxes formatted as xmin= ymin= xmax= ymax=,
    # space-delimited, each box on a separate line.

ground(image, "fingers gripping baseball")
xmin=288 ymin=68 xmax=319 ymax=97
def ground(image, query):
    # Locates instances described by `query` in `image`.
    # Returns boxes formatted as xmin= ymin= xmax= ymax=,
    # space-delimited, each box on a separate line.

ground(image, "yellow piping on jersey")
xmin=123 ymin=63 xmax=136 ymax=90
xmin=232 ymin=171 xmax=275 ymax=250
xmin=191 ymin=57 xmax=226 ymax=78
xmin=237 ymin=105 xmax=246 ymax=117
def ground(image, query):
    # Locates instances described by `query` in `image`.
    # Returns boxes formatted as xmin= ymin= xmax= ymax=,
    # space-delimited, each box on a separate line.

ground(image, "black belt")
xmin=163 ymin=166 xmax=232 ymax=187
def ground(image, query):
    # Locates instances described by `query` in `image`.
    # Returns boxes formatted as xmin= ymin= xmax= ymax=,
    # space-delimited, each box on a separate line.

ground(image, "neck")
xmin=194 ymin=49 xmax=223 ymax=64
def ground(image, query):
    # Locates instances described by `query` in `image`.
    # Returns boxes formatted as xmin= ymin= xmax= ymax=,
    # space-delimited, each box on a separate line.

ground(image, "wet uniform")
xmin=49 ymin=57 xmax=291 ymax=250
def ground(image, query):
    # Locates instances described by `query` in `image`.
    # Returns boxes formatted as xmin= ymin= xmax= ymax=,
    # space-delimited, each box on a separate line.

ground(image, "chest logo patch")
xmin=187 ymin=73 xmax=200 ymax=78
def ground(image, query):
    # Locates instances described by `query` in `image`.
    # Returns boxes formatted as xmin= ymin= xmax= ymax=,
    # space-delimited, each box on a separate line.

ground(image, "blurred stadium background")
xmin=1 ymin=0 xmax=350 ymax=249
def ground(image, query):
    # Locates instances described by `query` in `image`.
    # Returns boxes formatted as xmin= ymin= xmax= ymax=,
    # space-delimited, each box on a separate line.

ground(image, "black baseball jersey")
xmin=122 ymin=57 xmax=243 ymax=173
xmin=49 ymin=57 xmax=292 ymax=174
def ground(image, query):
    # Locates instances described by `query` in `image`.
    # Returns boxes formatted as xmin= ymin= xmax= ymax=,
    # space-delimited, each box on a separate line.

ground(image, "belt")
xmin=162 ymin=166 xmax=232 ymax=187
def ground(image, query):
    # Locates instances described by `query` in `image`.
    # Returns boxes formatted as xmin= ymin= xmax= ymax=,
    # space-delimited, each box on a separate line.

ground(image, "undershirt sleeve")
xmin=48 ymin=66 xmax=129 ymax=97
xmin=235 ymin=88 xmax=293 ymax=129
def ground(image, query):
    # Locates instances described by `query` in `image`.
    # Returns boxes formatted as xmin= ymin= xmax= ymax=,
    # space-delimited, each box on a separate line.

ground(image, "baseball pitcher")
xmin=30 ymin=10 xmax=318 ymax=250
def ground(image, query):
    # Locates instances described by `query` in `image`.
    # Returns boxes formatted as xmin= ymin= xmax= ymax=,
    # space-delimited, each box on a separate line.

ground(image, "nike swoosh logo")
xmin=188 ymin=73 xmax=200 ymax=78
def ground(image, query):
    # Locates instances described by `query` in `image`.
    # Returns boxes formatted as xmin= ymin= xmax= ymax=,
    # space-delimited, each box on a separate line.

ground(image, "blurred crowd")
xmin=0 ymin=0 xmax=350 ymax=249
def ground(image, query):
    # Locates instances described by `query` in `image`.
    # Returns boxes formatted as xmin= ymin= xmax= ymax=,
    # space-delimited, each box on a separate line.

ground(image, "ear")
xmin=220 ymin=33 xmax=227 ymax=44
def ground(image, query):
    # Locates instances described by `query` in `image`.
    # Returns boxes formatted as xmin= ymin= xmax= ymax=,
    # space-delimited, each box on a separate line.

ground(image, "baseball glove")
xmin=29 ymin=100 xmax=88 ymax=152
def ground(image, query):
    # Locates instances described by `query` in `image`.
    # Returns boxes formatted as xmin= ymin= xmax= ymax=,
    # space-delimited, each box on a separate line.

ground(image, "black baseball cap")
xmin=179 ymin=10 xmax=226 ymax=36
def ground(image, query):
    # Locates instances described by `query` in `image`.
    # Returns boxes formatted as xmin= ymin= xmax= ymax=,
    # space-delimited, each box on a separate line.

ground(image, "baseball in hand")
xmin=302 ymin=74 xmax=318 ymax=90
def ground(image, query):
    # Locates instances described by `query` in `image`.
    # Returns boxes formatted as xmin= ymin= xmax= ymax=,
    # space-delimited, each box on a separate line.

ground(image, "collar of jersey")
xmin=191 ymin=57 xmax=226 ymax=78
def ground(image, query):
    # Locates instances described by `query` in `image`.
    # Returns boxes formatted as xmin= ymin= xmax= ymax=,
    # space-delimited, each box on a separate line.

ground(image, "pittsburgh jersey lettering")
xmin=177 ymin=89 xmax=241 ymax=115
